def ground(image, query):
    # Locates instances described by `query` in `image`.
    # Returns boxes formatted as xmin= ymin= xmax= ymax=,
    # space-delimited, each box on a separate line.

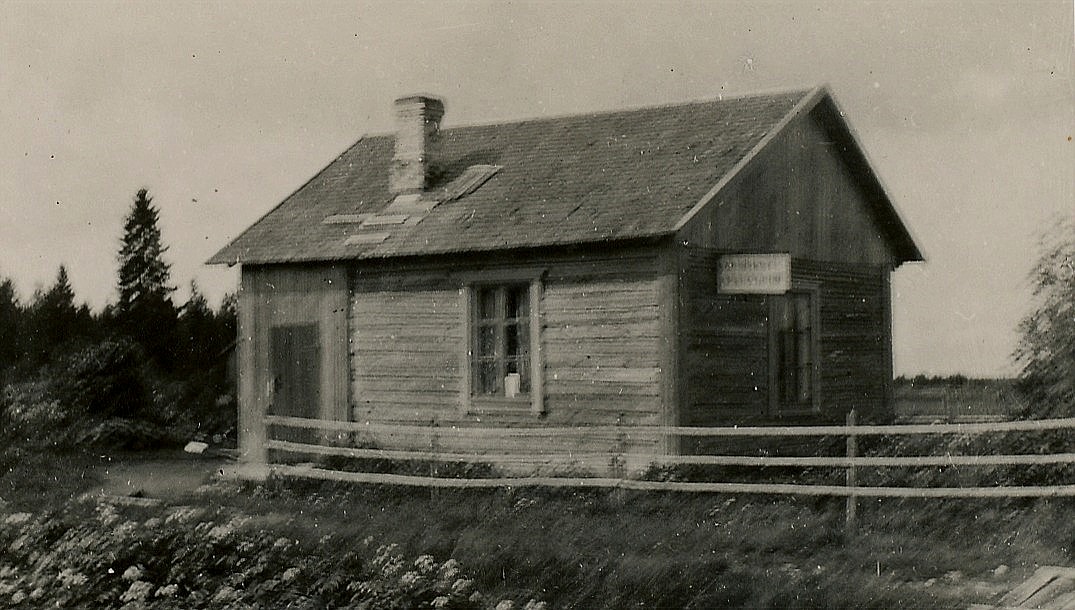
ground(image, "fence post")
xmin=845 ymin=409 xmax=858 ymax=536
xmin=612 ymin=412 xmax=626 ymax=479
xmin=429 ymin=419 xmax=438 ymax=500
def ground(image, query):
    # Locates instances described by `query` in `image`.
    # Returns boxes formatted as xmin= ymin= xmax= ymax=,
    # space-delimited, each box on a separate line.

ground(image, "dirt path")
xmin=82 ymin=449 xmax=234 ymax=502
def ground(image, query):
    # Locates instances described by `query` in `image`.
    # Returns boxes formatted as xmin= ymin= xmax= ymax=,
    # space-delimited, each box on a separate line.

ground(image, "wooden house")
xmin=210 ymin=86 xmax=923 ymax=469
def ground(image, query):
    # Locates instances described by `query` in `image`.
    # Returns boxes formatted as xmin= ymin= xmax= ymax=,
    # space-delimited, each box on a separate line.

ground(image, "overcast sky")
xmin=1 ymin=1 xmax=1072 ymax=377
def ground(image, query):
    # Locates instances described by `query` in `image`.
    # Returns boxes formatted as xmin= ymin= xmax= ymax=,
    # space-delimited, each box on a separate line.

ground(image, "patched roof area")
xmin=210 ymin=88 xmax=888 ymax=265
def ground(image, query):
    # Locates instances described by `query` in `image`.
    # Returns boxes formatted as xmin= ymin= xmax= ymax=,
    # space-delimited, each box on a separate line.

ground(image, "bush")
xmin=0 ymin=381 xmax=66 ymax=445
xmin=0 ymin=504 xmax=519 ymax=609
xmin=67 ymin=419 xmax=174 ymax=451
xmin=1015 ymin=216 xmax=1074 ymax=414
xmin=0 ymin=337 xmax=236 ymax=451
xmin=50 ymin=338 xmax=150 ymax=419
xmin=151 ymin=370 xmax=236 ymax=444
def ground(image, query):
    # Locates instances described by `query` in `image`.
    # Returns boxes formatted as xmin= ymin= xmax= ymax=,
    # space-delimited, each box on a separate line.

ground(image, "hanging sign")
xmin=718 ymin=253 xmax=791 ymax=294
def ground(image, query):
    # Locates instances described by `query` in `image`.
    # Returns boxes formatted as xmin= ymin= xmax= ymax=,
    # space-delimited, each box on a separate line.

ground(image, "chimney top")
xmin=390 ymin=95 xmax=445 ymax=195
xmin=394 ymin=95 xmax=445 ymax=117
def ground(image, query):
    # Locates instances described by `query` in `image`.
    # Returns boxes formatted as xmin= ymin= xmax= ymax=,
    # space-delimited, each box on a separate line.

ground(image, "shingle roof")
xmin=209 ymin=87 xmax=917 ymax=265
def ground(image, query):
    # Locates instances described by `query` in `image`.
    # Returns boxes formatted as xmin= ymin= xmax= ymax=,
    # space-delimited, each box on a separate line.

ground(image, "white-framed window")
xmin=472 ymin=284 xmax=532 ymax=396
xmin=460 ymin=271 xmax=544 ymax=415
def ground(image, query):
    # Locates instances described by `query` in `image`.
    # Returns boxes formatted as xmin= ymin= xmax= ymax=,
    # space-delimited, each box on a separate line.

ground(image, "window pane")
xmin=797 ymin=328 xmax=812 ymax=366
xmin=471 ymin=282 xmax=535 ymax=399
xmin=507 ymin=357 xmax=530 ymax=393
xmin=795 ymin=294 xmax=811 ymax=330
xmin=477 ymin=360 xmax=499 ymax=395
xmin=506 ymin=285 xmax=529 ymax=319
xmin=798 ymin=365 xmax=811 ymax=402
xmin=478 ymin=287 xmax=498 ymax=320
xmin=506 ymin=322 xmax=530 ymax=359
xmin=477 ymin=324 xmax=496 ymax=358
xmin=774 ymin=297 xmax=791 ymax=331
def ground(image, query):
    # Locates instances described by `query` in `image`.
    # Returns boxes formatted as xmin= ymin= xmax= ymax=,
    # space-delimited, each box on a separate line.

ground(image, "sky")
xmin=1 ymin=1 xmax=1072 ymax=377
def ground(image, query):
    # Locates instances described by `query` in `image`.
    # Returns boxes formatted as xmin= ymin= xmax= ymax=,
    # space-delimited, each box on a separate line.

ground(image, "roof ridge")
xmin=358 ymin=86 xmax=818 ymax=139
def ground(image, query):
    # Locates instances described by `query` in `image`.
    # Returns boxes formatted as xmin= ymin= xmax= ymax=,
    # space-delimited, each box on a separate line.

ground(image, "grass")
xmin=3 ymin=441 xmax=1073 ymax=607
xmin=212 ymin=478 xmax=1053 ymax=608
xmin=0 ymin=447 xmax=105 ymax=511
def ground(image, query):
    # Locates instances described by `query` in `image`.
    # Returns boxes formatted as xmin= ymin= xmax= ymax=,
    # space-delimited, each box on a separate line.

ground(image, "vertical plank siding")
xmin=678 ymin=107 xmax=897 ymax=267
xmin=680 ymin=247 xmax=770 ymax=428
xmin=238 ymin=264 xmax=349 ymax=464
xmin=674 ymin=104 xmax=900 ymax=437
xmin=678 ymin=247 xmax=891 ymax=430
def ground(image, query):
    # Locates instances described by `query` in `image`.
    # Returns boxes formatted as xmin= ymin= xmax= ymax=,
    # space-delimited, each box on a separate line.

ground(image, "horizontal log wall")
xmin=348 ymin=247 xmax=668 ymax=462
xmin=795 ymin=259 xmax=890 ymax=420
xmin=678 ymin=250 xmax=891 ymax=439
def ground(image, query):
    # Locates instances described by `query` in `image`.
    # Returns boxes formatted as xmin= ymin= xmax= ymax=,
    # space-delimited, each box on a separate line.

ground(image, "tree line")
xmin=0 ymin=189 xmax=236 ymax=447
xmin=0 ymin=189 xmax=234 ymax=378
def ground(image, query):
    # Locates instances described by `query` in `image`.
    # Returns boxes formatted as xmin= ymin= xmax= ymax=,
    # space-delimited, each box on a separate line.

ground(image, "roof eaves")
xmin=814 ymin=93 xmax=925 ymax=263
xmin=206 ymin=135 xmax=368 ymax=266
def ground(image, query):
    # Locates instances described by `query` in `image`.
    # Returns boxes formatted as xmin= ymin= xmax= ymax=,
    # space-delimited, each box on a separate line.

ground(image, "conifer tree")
xmin=25 ymin=265 xmax=82 ymax=364
xmin=177 ymin=280 xmax=215 ymax=370
xmin=116 ymin=188 xmax=176 ymax=365
xmin=0 ymin=276 xmax=20 ymax=374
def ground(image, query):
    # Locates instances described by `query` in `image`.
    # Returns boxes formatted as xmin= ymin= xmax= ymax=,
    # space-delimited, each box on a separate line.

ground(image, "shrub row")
xmin=0 ymin=503 xmax=545 ymax=609
xmin=0 ymin=337 xmax=235 ymax=450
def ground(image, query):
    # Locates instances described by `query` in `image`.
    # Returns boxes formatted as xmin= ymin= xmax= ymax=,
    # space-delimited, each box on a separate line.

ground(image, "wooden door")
xmin=270 ymin=324 xmax=320 ymax=443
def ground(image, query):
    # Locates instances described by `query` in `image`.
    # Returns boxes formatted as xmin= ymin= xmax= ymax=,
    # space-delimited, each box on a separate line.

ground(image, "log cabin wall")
xmin=677 ymin=249 xmax=891 ymax=455
xmin=237 ymin=263 xmax=349 ymax=464
xmin=348 ymin=244 xmax=671 ymax=463
xmin=794 ymin=259 xmax=891 ymax=421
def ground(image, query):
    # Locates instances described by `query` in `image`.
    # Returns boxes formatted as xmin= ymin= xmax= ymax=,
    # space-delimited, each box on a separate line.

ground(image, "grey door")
xmin=270 ymin=324 xmax=320 ymax=443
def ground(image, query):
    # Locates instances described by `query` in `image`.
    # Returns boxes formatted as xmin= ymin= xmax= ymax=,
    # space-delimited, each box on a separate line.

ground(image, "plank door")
xmin=270 ymin=324 xmax=320 ymax=443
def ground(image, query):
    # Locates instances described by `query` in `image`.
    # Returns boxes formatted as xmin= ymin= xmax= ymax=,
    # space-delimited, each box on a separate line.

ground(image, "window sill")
xmin=466 ymin=396 xmax=538 ymax=417
xmin=774 ymin=405 xmax=821 ymax=418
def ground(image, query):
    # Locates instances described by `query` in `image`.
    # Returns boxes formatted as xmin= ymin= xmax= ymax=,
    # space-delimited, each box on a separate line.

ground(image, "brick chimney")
xmin=390 ymin=95 xmax=445 ymax=195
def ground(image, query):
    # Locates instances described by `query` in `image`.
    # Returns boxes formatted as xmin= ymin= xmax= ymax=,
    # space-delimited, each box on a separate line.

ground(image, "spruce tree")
xmin=0 ymin=276 xmax=20 ymax=375
xmin=37 ymin=265 xmax=78 ymax=346
xmin=177 ymin=280 xmax=215 ymax=370
xmin=116 ymin=188 xmax=177 ymax=365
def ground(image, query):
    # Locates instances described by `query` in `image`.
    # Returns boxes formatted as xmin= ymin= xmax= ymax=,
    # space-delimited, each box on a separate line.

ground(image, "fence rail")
xmin=265 ymin=414 xmax=1075 ymax=437
xmin=264 ymin=464 xmax=1075 ymax=499
xmin=260 ymin=413 xmax=1075 ymax=530
xmin=265 ymin=438 xmax=1075 ymax=469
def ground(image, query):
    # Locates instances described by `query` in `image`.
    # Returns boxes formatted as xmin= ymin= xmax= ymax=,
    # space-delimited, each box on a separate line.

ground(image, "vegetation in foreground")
xmin=5 ymin=444 xmax=1075 ymax=609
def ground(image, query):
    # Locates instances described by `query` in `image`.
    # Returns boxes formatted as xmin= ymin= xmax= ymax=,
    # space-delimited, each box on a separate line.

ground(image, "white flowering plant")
xmin=0 ymin=501 xmax=539 ymax=609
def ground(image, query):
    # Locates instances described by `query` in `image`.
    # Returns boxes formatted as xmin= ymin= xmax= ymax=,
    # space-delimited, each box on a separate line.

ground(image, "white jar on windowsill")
xmin=504 ymin=373 xmax=521 ymax=398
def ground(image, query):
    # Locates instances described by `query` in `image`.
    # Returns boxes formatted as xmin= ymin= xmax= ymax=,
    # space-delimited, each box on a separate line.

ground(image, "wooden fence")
xmin=892 ymin=383 xmax=1023 ymax=423
xmin=261 ymin=413 xmax=1075 ymax=512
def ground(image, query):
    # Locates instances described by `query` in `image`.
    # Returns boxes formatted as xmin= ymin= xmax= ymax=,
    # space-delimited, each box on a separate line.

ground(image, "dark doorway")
xmin=770 ymin=291 xmax=819 ymax=414
xmin=270 ymin=324 xmax=320 ymax=444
